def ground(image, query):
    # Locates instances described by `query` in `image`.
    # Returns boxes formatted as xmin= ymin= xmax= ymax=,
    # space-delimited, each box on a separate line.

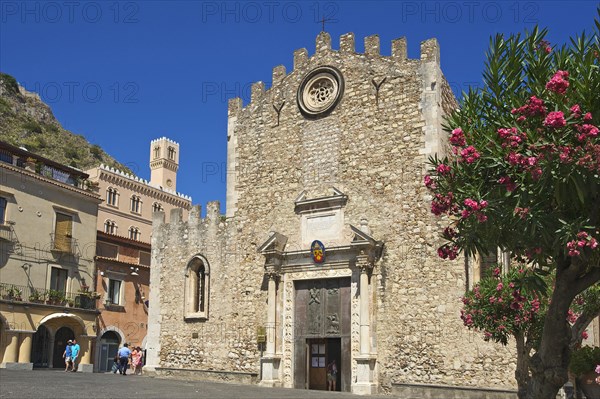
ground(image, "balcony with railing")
xmin=0 ymin=142 xmax=98 ymax=192
xmin=0 ymin=283 xmax=98 ymax=310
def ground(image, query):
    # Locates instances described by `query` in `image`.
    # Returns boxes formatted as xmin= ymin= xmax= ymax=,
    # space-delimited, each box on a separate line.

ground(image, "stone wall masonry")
xmin=151 ymin=32 xmax=517 ymax=393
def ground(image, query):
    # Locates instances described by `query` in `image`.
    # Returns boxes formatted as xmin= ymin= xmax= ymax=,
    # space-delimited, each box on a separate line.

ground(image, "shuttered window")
xmin=54 ymin=212 xmax=73 ymax=252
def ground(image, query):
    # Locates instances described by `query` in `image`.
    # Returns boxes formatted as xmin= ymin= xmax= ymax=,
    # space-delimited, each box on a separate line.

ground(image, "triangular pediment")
xmin=350 ymin=224 xmax=377 ymax=244
xmin=257 ymin=231 xmax=288 ymax=254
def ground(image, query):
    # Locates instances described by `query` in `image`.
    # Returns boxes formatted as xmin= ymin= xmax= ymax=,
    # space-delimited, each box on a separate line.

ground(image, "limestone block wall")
xmin=150 ymin=203 xmax=265 ymax=374
xmin=224 ymin=32 xmax=516 ymax=390
xmin=150 ymin=31 xmax=516 ymax=391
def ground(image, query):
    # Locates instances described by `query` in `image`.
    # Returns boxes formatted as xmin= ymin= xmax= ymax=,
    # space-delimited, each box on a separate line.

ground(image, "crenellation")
xmin=364 ymin=34 xmax=380 ymax=56
xmin=272 ymin=65 xmax=286 ymax=87
xmin=152 ymin=209 xmax=165 ymax=226
xmin=420 ymin=38 xmax=440 ymax=65
xmin=206 ymin=201 xmax=221 ymax=224
xmin=340 ymin=32 xmax=355 ymax=53
xmin=251 ymin=82 xmax=265 ymax=103
xmin=293 ymin=48 xmax=308 ymax=71
xmin=228 ymin=97 xmax=243 ymax=117
xmin=315 ymin=31 xmax=332 ymax=54
xmin=391 ymin=37 xmax=407 ymax=61
xmin=189 ymin=204 xmax=202 ymax=225
xmin=170 ymin=207 xmax=183 ymax=224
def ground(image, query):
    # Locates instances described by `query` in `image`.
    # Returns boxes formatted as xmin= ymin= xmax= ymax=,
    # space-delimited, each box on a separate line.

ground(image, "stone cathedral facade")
xmin=144 ymin=32 xmax=516 ymax=397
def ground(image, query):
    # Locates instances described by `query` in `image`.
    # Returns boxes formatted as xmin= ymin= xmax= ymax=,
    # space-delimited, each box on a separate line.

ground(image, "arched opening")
xmin=31 ymin=325 xmax=51 ymax=368
xmin=98 ymin=331 xmax=120 ymax=372
xmin=185 ymin=256 xmax=210 ymax=319
xmin=53 ymin=326 xmax=75 ymax=368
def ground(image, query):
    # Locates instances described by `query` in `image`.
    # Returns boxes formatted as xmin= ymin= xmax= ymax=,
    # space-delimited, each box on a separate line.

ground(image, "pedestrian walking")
xmin=117 ymin=343 xmax=132 ymax=376
xmin=62 ymin=340 xmax=73 ymax=372
xmin=70 ymin=339 xmax=80 ymax=372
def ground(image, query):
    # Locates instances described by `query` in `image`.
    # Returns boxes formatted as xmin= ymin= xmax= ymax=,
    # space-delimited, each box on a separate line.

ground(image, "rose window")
xmin=297 ymin=67 xmax=344 ymax=118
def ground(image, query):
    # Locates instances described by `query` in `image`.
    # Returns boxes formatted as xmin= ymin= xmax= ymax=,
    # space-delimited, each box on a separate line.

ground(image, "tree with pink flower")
xmin=426 ymin=17 xmax=600 ymax=399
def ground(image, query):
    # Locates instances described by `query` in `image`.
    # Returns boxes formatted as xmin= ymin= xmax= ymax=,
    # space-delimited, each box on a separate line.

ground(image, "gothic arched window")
xmin=130 ymin=195 xmax=141 ymax=213
xmin=106 ymin=187 xmax=118 ymax=206
xmin=104 ymin=220 xmax=117 ymax=234
xmin=185 ymin=256 xmax=209 ymax=320
xmin=167 ymin=146 xmax=176 ymax=161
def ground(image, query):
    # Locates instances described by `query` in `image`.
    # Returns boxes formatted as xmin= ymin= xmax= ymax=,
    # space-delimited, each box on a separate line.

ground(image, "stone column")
xmin=2 ymin=332 xmax=19 ymax=364
xmin=17 ymin=332 xmax=33 ymax=369
xmin=266 ymin=273 xmax=277 ymax=356
xmin=353 ymin=256 xmax=377 ymax=395
xmin=359 ymin=265 xmax=370 ymax=355
xmin=77 ymin=337 xmax=94 ymax=373
xmin=259 ymin=272 xmax=281 ymax=387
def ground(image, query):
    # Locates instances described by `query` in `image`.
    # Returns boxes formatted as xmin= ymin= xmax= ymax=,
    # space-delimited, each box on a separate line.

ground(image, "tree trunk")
xmin=514 ymin=332 xmax=531 ymax=399
xmin=526 ymin=260 xmax=599 ymax=399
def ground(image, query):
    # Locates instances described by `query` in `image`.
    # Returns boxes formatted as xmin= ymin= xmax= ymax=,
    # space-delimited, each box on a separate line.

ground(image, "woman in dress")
xmin=131 ymin=346 xmax=143 ymax=375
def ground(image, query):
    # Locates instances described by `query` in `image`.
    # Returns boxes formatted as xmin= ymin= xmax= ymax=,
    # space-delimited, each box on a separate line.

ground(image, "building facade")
xmin=144 ymin=32 xmax=519 ymax=397
xmin=86 ymin=137 xmax=192 ymax=371
xmin=94 ymin=231 xmax=150 ymax=372
xmin=0 ymin=141 xmax=101 ymax=371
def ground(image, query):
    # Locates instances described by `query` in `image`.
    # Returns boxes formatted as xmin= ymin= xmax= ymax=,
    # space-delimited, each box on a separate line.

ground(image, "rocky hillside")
xmin=0 ymin=72 xmax=131 ymax=173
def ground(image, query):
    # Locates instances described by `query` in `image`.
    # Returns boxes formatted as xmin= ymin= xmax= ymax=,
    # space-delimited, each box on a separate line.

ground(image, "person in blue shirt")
xmin=62 ymin=340 xmax=73 ymax=372
xmin=70 ymin=339 xmax=80 ymax=372
xmin=117 ymin=343 xmax=132 ymax=375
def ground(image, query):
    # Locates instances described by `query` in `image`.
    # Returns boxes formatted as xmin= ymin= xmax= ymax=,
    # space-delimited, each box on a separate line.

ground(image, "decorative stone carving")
xmin=297 ymin=66 xmax=344 ymax=118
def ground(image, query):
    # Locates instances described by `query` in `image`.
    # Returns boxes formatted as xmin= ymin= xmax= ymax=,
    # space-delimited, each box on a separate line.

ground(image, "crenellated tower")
xmin=150 ymin=137 xmax=179 ymax=190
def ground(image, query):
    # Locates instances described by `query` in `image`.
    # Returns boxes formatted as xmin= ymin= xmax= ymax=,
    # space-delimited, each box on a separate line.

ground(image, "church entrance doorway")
xmin=307 ymin=337 xmax=341 ymax=391
xmin=293 ymin=278 xmax=350 ymax=391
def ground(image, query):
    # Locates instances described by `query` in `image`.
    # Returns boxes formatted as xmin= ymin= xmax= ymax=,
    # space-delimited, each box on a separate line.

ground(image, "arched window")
xmin=185 ymin=256 xmax=209 ymax=320
xmin=167 ymin=146 xmax=176 ymax=161
xmin=152 ymin=202 xmax=163 ymax=212
xmin=130 ymin=195 xmax=141 ymax=213
xmin=106 ymin=187 xmax=118 ymax=206
xmin=104 ymin=220 xmax=117 ymax=234
xmin=153 ymin=146 xmax=160 ymax=159
xmin=128 ymin=226 xmax=140 ymax=241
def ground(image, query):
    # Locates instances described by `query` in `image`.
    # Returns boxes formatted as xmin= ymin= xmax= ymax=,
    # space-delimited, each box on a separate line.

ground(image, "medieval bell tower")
xmin=149 ymin=137 xmax=179 ymax=190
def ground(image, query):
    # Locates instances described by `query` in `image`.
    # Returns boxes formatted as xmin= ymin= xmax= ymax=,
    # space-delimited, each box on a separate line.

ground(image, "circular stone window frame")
xmin=297 ymin=66 xmax=344 ymax=119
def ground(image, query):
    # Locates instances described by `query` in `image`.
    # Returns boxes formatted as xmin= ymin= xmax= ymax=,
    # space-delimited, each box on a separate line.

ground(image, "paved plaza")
xmin=0 ymin=369 xmax=394 ymax=399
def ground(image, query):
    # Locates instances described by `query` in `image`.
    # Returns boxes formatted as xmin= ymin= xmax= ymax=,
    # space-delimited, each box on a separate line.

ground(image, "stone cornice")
xmin=96 ymin=166 xmax=191 ymax=206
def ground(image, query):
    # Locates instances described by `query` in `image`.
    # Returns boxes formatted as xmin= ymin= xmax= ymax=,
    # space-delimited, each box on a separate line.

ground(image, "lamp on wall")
xmin=130 ymin=267 xmax=139 ymax=276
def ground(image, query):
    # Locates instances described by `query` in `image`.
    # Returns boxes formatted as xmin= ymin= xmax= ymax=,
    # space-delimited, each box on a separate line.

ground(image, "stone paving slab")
xmin=0 ymin=370 xmax=394 ymax=399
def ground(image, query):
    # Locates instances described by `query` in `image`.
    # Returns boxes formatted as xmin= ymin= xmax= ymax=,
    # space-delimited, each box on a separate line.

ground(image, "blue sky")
xmin=1 ymin=1 xmax=598 ymax=212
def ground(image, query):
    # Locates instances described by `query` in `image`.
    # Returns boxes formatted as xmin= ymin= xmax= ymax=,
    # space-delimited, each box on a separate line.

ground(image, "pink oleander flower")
xmin=512 ymin=96 xmax=547 ymax=117
xmin=436 ymin=164 xmax=451 ymax=175
xmin=545 ymin=70 xmax=569 ymax=94
xmin=582 ymin=331 xmax=589 ymax=340
xmin=584 ymin=112 xmax=593 ymax=121
xmin=498 ymin=176 xmax=516 ymax=192
xmin=424 ymin=175 xmax=436 ymax=189
xmin=461 ymin=146 xmax=481 ymax=164
xmin=544 ymin=111 xmax=566 ymax=128
xmin=576 ymin=124 xmax=599 ymax=141
xmin=450 ymin=128 xmax=466 ymax=146
xmin=570 ymin=104 xmax=581 ymax=117
xmin=496 ymin=283 xmax=503 ymax=291
xmin=595 ymin=365 xmax=600 ymax=374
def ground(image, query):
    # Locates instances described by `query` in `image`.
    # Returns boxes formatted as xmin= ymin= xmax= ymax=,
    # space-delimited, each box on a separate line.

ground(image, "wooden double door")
xmin=294 ymin=278 xmax=351 ymax=391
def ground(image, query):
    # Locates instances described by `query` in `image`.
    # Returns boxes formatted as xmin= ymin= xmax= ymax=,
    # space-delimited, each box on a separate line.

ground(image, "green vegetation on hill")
xmin=0 ymin=72 xmax=132 ymax=173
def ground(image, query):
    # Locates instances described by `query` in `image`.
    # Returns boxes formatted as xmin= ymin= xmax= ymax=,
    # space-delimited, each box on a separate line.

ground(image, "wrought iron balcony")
xmin=0 ymin=283 xmax=98 ymax=310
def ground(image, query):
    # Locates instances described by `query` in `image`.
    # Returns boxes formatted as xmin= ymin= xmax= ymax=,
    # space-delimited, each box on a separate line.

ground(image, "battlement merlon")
xmin=420 ymin=38 xmax=440 ymax=66
xmin=228 ymin=33 xmax=442 ymax=113
xmin=152 ymin=210 xmax=166 ymax=227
